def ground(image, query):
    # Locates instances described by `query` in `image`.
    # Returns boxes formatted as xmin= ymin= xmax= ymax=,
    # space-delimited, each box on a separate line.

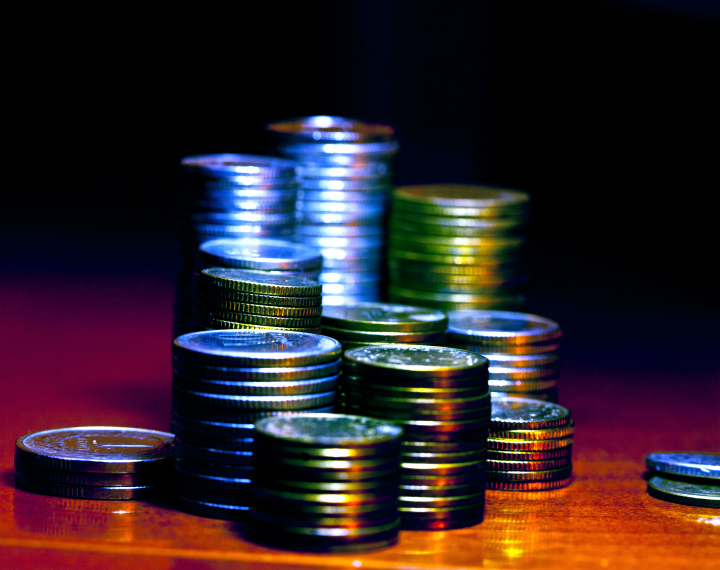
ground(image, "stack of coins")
xmin=267 ymin=115 xmax=398 ymax=305
xmin=487 ymin=397 xmax=573 ymax=491
xmin=14 ymin=427 xmax=174 ymax=500
xmin=175 ymin=154 xmax=298 ymax=336
xmin=171 ymin=330 xmax=342 ymax=520
xmin=192 ymin=268 xmax=323 ymax=333
xmin=446 ymin=310 xmax=563 ymax=402
xmin=341 ymin=345 xmax=491 ymax=530
xmin=247 ymin=413 xmax=403 ymax=552
xmin=388 ymin=184 xmax=530 ymax=311
xmin=320 ymin=302 xmax=448 ymax=351
xmin=645 ymin=452 xmax=720 ymax=508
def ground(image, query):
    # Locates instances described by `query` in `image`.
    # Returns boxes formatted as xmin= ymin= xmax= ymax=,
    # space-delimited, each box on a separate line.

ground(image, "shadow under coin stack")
xmin=247 ymin=413 xmax=403 ymax=553
xmin=14 ymin=427 xmax=174 ymax=500
xmin=341 ymin=345 xmax=491 ymax=530
xmin=388 ymin=184 xmax=529 ymax=311
xmin=267 ymin=115 xmax=398 ymax=305
xmin=488 ymin=397 xmax=573 ymax=491
xmin=175 ymin=154 xmax=299 ymax=336
xmin=321 ymin=302 xmax=448 ymax=351
xmin=446 ymin=310 xmax=563 ymax=402
xmin=193 ymin=268 xmax=323 ymax=333
xmin=171 ymin=330 xmax=342 ymax=520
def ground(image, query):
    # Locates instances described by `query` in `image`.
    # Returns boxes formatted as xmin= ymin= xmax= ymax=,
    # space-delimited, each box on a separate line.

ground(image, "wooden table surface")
xmin=1 ymin=229 xmax=719 ymax=569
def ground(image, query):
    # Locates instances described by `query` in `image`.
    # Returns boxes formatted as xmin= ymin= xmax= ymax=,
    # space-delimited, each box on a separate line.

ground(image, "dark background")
xmin=4 ymin=0 xmax=718 ymax=308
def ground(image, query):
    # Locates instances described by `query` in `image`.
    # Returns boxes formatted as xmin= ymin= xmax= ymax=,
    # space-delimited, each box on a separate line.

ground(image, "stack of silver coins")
xmin=14 ymin=427 xmax=174 ymax=500
xmin=388 ymin=184 xmax=530 ymax=312
xmin=446 ymin=310 xmax=563 ymax=402
xmin=171 ymin=330 xmax=341 ymax=520
xmin=193 ymin=268 xmax=323 ymax=333
xmin=267 ymin=116 xmax=398 ymax=305
xmin=487 ymin=397 xmax=573 ymax=492
xmin=248 ymin=414 xmax=403 ymax=553
xmin=175 ymin=154 xmax=299 ymax=336
xmin=341 ymin=345 xmax=491 ymax=530
xmin=320 ymin=302 xmax=448 ymax=351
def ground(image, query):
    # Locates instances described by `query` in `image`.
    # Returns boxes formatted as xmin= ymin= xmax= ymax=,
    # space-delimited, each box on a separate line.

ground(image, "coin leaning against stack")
xmin=446 ymin=309 xmax=563 ymax=403
xmin=645 ymin=452 xmax=720 ymax=508
xmin=193 ymin=267 xmax=323 ymax=333
xmin=388 ymin=184 xmax=530 ymax=312
xmin=171 ymin=330 xmax=342 ymax=520
xmin=320 ymin=302 xmax=448 ymax=351
xmin=340 ymin=344 xmax=491 ymax=530
xmin=267 ymin=115 xmax=398 ymax=306
xmin=247 ymin=413 xmax=403 ymax=553
xmin=14 ymin=427 xmax=174 ymax=500
xmin=174 ymin=154 xmax=299 ymax=336
xmin=487 ymin=397 xmax=573 ymax=491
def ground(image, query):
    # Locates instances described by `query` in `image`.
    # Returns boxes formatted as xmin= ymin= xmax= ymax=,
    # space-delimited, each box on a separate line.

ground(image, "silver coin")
xmin=181 ymin=153 xmax=297 ymax=179
xmin=14 ymin=427 xmax=174 ymax=473
xmin=447 ymin=310 xmax=562 ymax=345
xmin=298 ymin=210 xmax=384 ymax=225
xmin=344 ymin=345 xmax=487 ymax=376
xmin=14 ymin=472 xmax=159 ymax=500
xmin=300 ymin=162 xmax=391 ymax=180
xmin=295 ymin=224 xmax=384 ymax=238
xmin=192 ymin=211 xmax=296 ymax=225
xmin=321 ymin=303 xmax=447 ymax=333
xmin=198 ymin=238 xmax=322 ymax=271
xmin=647 ymin=475 xmax=720 ymax=507
xmin=299 ymin=179 xmax=390 ymax=192
xmin=646 ymin=453 xmax=720 ymax=480
xmin=300 ymin=235 xmax=384 ymax=249
xmin=267 ymin=115 xmax=396 ymax=143
xmin=491 ymin=397 xmax=570 ymax=429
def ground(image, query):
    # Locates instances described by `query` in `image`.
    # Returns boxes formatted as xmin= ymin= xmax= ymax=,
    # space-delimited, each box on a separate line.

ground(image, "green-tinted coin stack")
xmin=321 ymin=302 xmax=448 ymax=351
xmin=192 ymin=267 xmax=323 ymax=333
xmin=341 ymin=345 xmax=491 ymax=530
xmin=175 ymin=155 xmax=299 ymax=336
xmin=247 ymin=413 xmax=403 ymax=553
xmin=388 ymin=184 xmax=530 ymax=312
xmin=14 ymin=427 xmax=174 ymax=501
xmin=171 ymin=330 xmax=342 ymax=520
xmin=487 ymin=397 xmax=573 ymax=491
xmin=447 ymin=310 xmax=563 ymax=402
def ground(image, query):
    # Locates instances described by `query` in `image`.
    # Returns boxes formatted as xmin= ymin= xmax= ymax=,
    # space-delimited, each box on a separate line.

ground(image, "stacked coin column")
xmin=267 ymin=116 xmax=398 ymax=305
xmin=446 ymin=310 xmax=563 ymax=402
xmin=171 ymin=330 xmax=342 ymax=520
xmin=320 ymin=302 xmax=448 ymax=351
xmin=388 ymin=184 xmax=530 ymax=312
xmin=175 ymin=154 xmax=299 ymax=336
xmin=341 ymin=345 xmax=491 ymax=530
xmin=248 ymin=413 xmax=403 ymax=553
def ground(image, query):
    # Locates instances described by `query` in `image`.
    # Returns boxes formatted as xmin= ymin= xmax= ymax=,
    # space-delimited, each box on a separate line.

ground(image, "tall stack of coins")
xmin=645 ymin=452 xmax=720 ymax=508
xmin=248 ymin=413 xmax=403 ymax=553
xmin=487 ymin=397 xmax=573 ymax=491
xmin=267 ymin=115 xmax=398 ymax=305
xmin=175 ymin=154 xmax=298 ymax=335
xmin=192 ymin=268 xmax=323 ymax=333
xmin=341 ymin=345 xmax=491 ymax=530
xmin=446 ymin=310 xmax=563 ymax=402
xmin=14 ymin=427 xmax=174 ymax=500
xmin=321 ymin=302 xmax=448 ymax=351
xmin=388 ymin=184 xmax=530 ymax=311
xmin=171 ymin=330 xmax=342 ymax=520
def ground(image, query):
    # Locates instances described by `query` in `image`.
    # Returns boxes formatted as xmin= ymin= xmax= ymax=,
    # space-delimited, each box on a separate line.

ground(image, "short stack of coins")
xmin=645 ymin=452 xmax=720 ymax=508
xmin=446 ymin=309 xmax=563 ymax=402
xmin=171 ymin=330 xmax=342 ymax=520
xmin=341 ymin=344 xmax=491 ymax=530
xmin=14 ymin=427 xmax=174 ymax=500
xmin=388 ymin=184 xmax=530 ymax=311
xmin=267 ymin=115 xmax=398 ymax=305
xmin=321 ymin=302 xmax=448 ymax=351
xmin=247 ymin=413 xmax=403 ymax=553
xmin=487 ymin=397 xmax=573 ymax=491
xmin=192 ymin=267 xmax=323 ymax=333
xmin=175 ymin=154 xmax=298 ymax=336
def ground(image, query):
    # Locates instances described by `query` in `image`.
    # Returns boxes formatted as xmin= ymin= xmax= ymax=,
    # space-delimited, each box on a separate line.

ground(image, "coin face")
xmin=645 ymin=453 xmax=720 ymax=480
xmin=181 ymin=153 xmax=297 ymax=178
xmin=647 ymin=475 xmax=720 ymax=507
xmin=15 ymin=427 xmax=174 ymax=473
xmin=201 ymin=267 xmax=322 ymax=297
xmin=344 ymin=344 xmax=487 ymax=376
xmin=198 ymin=238 xmax=322 ymax=271
xmin=447 ymin=310 xmax=562 ymax=345
xmin=255 ymin=413 xmax=403 ymax=446
xmin=321 ymin=303 xmax=447 ymax=333
xmin=393 ymin=184 xmax=529 ymax=209
xmin=491 ymin=397 xmax=571 ymax=430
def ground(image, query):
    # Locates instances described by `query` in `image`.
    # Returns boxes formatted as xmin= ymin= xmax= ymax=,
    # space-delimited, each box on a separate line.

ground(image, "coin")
xmin=447 ymin=310 xmax=562 ymax=345
xmin=392 ymin=185 xmax=529 ymax=216
xmin=175 ymin=495 xmax=249 ymax=520
xmin=491 ymin=397 xmax=571 ymax=430
xmin=14 ymin=427 xmax=174 ymax=474
xmin=172 ymin=386 xmax=337 ymax=411
xmin=487 ymin=465 xmax=572 ymax=482
xmin=172 ymin=355 xmax=341 ymax=381
xmin=199 ymin=299 xmax=323 ymax=318
xmin=13 ymin=459 xmax=165 ymax=487
xmin=487 ymin=437 xmax=573 ymax=452
xmin=197 ymin=237 xmax=322 ymax=271
xmin=486 ymin=478 xmax=571 ymax=491
xmin=645 ymin=453 xmax=720 ymax=480
xmin=14 ymin=472 xmax=159 ymax=500
xmin=321 ymin=303 xmax=448 ymax=333
xmin=200 ymin=267 xmax=322 ymax=297
xmin=646 ymin=475 xmax=720 ymax=507
xmin=173 ymin=372 xmax=339 ymax=396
